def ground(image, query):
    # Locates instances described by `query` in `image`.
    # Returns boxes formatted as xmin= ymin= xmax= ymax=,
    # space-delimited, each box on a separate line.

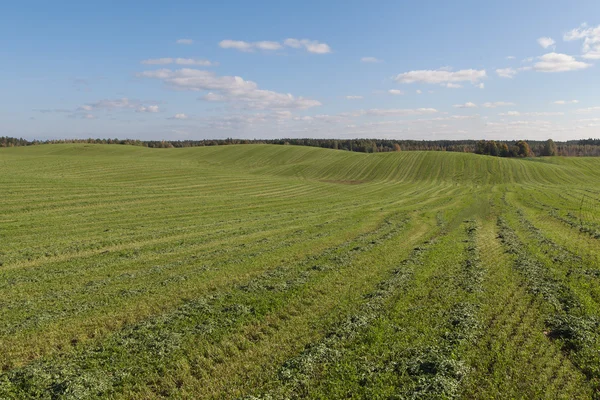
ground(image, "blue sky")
xmin=2 ymin=0 xmax=600 ymax=141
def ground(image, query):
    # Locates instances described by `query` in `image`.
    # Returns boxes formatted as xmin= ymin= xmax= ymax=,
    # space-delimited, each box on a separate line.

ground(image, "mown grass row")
xmin=549 ymin=209 xmax=600 ymax=240
xmin=515 ymin=208 xmax=600 ymax=289
xmin=2 ymin=178 xmax=454 ymax=269
xmin=497 ymin=217 xmax=600 ymax=390
xmin=245 ymin=235 xmax=441 ymax=399
xmin=2 ymin=144 xmax=600 ymax=398
xmin=461 ymin=214 xmax=591 ymax=398
xmin=0 ymin=183 xmax=461 ymax=369
xmin=516 ymin=189 xmax=600 ymax=240
xmin=239 ymin=216 xmax=485 ymax=399
xmin=0 ymin=211 xmax=416 ymax=398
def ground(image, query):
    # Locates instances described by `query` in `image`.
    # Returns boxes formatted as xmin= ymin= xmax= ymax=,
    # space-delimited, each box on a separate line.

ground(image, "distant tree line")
xmin=0 ymin=137 xmax=31 ymax=147
xmin=476 ymin=140 xmax=530 ymax=157
xmin=2 ymin=136 xmax=600 ymax=157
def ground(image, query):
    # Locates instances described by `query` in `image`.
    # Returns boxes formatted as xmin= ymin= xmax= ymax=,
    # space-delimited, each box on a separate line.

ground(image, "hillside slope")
xmin=1 ymin=143 xmax=600 ymax=398
xmin=2 ymin=143 xmax=599 ymax=186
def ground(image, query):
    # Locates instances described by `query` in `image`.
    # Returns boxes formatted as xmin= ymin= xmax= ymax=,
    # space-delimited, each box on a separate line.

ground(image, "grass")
xmin=1 ymin=143 xmax=600 ymax=399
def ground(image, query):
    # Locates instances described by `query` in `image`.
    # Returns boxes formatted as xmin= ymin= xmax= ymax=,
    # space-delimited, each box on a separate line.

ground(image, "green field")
xmin=1 ymin=144 xmax=600 ymax=399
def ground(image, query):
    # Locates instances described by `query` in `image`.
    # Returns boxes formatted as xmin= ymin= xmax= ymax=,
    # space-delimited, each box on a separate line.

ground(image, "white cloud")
xmin=361 ymin=57 xmax=382 ymax=63
xmin=136 ymin=105 xmax=159 ymax=113
xmin=530 ymin=112 xmax=564 ymax=116
xmin=553 ymin=100 xmax=579 ymax=105
xmin=171 ymin=113 xmax=188 ymax=120
xmin=575 ymin=106 xmax=600 ymax=114
xmin=482 ymin=101 xmax=516 ymax=108
xmin=219 ymin=38 xmax=330 ymax=54
xmin=477 ymin=83 xmax=485 ymax=89
xmin=577 ymin=117 xmax=600 ymax=123
xmin=203 ymin=92 xmax=227 ymax=102
xmin=168 ymin=104 xmax=591 ymax=140
xmin=363 ymin=108 xmax=438 ymax=117
xmin=388 ymin=89 xmax=404 ymax=95
xmin=395 ymin=68 xmax=486 ymax=85
xmin=533 ymin=53 xmax=592 ymax=72
xmin=416 ymin=89 xmax=422 ymax=94
xmin=499 ymin=111 xmax=564 ymax=117
xmin=314 ymin=114 xmax=347 ymax=123
xmin=445 ymin=83 xmax=463 ymax=88
xmin=138 ymin=68 xmax=321 ymax=110
xmin=453 ymin=102 xmax=477 ymax=108
xmin=537 ymin=37 xmax=556 ymax=49
xmin=142 ymin=58 xmax=217 ymax=66
xmin=430 ymin=115 xmax=480 ymax=121
xmin=486 ymin=120 xmax=554 ymax=130
xmin=219 ymin=40 xmax=255 ymax=52
xmin=506 ymin=56 xmax=516 ymax=60
xmin=204 ymin=111 xmax=298 ymax=130
xmin=345 ymin=95 xmax=363 ymax=100
xmin=33 ymin=108 xmax=71 ymax=113
xmin=499 ymin=111 xmax=520 ymax=116
xmin=522 ymin=57 xmax=534 ymax=63
xmin=78 ymin=98 xmax=160 ymax=113
xmin=564 ymin=24 xmax=600 ymax=59
xmin=583 ymin=49 xmax=600 ymax=60
xmin=255 ymin=41 xmax=283 ymax=51
xmin=174 ymin=58 xmax=217 ymax=66
xmin=90 ymin=98 xmax=134 ymax=109
xmin=283 ymin=38 xmax=331 ymax=54
xmin=496 ymin=67 xmax=517 ymax=78
xmin=84 ymin=114 xmax=96 ymax=119
xmin=176 ymin=39 xmax=194 ymax=45
xmin=142 ymin=58 xmax=173 ymax=65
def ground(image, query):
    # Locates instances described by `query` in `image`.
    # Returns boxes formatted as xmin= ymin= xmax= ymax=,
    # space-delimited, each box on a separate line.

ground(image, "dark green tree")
xmin=543 ymin=139 xmax=558 ymax=156
xmin=516 ymin=140 xmax=532 ymax=157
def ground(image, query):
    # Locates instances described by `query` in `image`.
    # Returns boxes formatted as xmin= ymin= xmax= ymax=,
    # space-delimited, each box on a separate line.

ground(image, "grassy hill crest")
xmin=3 ymin=143 xmax=599 ymax=186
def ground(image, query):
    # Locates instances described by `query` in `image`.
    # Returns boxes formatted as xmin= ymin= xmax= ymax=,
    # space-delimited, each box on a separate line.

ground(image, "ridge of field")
xmin=1 ymin=144 xmax=599 ymax=399
xmin=2 ymin=143 xmax=598 ymax=185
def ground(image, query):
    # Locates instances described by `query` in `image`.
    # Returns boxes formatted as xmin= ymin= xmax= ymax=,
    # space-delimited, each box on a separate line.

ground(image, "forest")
xmin=2 ymin=136 xmax=600 ymax=156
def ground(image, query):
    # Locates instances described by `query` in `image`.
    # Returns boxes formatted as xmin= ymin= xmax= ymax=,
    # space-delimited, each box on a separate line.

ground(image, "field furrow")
xmin=1 ymin=144 xmax=600 ymax=398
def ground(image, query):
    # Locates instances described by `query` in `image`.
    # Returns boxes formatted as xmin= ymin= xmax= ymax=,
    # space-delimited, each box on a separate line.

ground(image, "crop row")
xmin=0 ymin=212 xmax=413 ymax=398
xmin=247 ymin=235 xmax=441 ymax=399
xmin=497 ymin=217 xmax=600 ymax=389
xmin=242 ymin=217 xmax=484 ymax=399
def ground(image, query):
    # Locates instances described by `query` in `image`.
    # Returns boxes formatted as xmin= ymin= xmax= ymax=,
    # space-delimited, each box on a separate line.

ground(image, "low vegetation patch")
xmin=1 ymin=144 xmax=599 ymax=398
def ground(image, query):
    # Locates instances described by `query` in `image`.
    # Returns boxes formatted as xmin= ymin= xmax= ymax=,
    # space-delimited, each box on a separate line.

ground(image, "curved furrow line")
xmin=497 ymin=217 xmax=600 ymax=391
xmin=0 ymin=211 xmax=414 ymax=398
